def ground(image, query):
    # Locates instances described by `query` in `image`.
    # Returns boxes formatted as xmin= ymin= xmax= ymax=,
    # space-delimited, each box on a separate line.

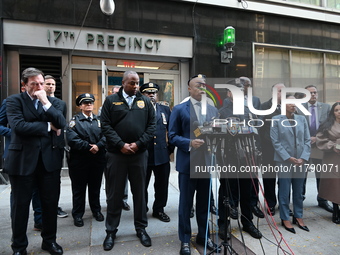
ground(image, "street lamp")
xmin=100 ymin=0 xmax=115 ymax=16
xmin=221 ymin=26 xmax=235 ymax=64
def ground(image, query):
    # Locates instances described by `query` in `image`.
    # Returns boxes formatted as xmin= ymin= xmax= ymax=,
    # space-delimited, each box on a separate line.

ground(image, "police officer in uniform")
xmin=66 ymin=93 xmax=106 ymax=227
xmin=140 ymin=83 xmax=174 ymax=222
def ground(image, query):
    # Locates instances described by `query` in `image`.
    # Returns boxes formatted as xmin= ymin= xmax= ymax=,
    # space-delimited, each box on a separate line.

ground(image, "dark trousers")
xmin=178 ymin=173 xmax=210 ymax=243
xmin=145 ymin=162 xmax=171 ymax=213
xmin=303 ymin=158 xmax=326 ymax=203
xmin=105 ymin=151 xmax=148 ymax=233
xmin=9 ymin=156 xmax=60 ymax=253
xmin=262 ymin=153 xmax=277 ymax=208
xmin=218 ymin=178 xmax=253 ymax=228
xmin=32 ymin=187 xmax=42 ymax=224
xmin=69 ymin=157 xmax=105 ymax=218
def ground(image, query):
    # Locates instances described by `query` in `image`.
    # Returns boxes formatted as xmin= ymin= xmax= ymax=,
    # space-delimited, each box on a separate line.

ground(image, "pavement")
xmin=0 ymin=163 xmax=340 ymax=255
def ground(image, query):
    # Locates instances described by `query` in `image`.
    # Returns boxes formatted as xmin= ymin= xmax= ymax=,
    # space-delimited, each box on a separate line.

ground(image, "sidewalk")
xmin=0 ymin=163 xmax=339 ymax=255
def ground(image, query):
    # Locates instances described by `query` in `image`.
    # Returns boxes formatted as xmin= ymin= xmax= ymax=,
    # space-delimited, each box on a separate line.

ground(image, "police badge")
xmin=226 ymin=117 xmax=240 ymax=136
xmin=137 ymin=100 xmax=145 ymax=109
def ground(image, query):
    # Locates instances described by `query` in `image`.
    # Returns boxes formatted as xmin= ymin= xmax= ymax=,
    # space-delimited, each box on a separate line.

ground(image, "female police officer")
xmin=66 ymin=93 xmax=106 ymax=227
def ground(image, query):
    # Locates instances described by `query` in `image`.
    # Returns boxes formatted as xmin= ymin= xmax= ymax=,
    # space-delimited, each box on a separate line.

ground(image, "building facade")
xmin=0 ymin=0 xmax=339 ymax=137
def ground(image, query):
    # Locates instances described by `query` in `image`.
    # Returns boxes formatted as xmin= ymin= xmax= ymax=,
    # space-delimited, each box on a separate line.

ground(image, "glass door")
xmin=144 ymin=74 xmax=178 ymax=108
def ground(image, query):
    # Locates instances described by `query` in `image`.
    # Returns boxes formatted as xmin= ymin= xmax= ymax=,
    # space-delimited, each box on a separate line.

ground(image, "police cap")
xmin=140 ymin=82 xmax=159 ymax=93
xmin=76 ymin=93 xmax=95 ymax=106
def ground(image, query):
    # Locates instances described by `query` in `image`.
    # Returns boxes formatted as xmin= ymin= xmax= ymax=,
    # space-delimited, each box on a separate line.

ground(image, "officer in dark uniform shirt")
xmin=140 ymin=82 xmax=174 ymax=222
xmin=66 ymin=93 xmax=106 ymax=227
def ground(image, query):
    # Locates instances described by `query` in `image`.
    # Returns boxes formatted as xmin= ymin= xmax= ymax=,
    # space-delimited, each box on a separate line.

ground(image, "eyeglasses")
xmin=188 ymin=74 xmax=206 ymax=85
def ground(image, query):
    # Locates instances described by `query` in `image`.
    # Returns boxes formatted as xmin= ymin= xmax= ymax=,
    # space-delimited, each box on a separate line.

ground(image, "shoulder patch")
xmin=69 ymin=120 xmax=76 ymax=128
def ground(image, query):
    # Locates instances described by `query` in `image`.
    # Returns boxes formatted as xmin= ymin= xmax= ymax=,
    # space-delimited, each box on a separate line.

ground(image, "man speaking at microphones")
xmin=168 ymin=74 xmax=219 ymax=255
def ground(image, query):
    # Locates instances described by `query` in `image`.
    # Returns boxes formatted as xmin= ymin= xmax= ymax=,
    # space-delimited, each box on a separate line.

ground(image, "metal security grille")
xmin=20 ymin=55 xmax=62 ymax=99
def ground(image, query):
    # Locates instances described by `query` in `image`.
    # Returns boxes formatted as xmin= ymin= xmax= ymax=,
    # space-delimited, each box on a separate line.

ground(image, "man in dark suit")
xmin=259 ymin=83 xmax=286 ymax=216
xmin=168 ymin=74 xmax=220 ymax=255
xmin=296 ymin=85 xmax=332 ymax=213
xmin=4 ymin=67 xmax=66 ymax=255
xmin=140 ymin=82 xmax=174 ymax=222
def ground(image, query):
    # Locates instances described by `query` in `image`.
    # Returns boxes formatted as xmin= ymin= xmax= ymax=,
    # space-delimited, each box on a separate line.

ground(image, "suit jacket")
xmin=0 ymin=99 xmax=11 ymax=158
xmin=4 ymin=92 xmax=66 ymax=175
xmin=297 ymin=102 xmax=331 ymax=159
xmin=270 ymin=114 xmax=310 ymax=163
xmin=168 ymin=99 xmax=219 ymax=174
xmin=147 ymin=103 xmax=174 ymax=166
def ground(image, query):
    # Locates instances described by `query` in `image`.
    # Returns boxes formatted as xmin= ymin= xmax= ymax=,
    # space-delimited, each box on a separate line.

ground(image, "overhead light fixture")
xmin=117 ymin=65 xmax=159 ymax=70
xmin=100 ymin=0 xmax=115 ymax=16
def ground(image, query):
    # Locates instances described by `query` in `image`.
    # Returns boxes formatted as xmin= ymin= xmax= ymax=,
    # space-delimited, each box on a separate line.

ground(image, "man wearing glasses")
xmin=298 ymin=85 xmax=332 ymax=213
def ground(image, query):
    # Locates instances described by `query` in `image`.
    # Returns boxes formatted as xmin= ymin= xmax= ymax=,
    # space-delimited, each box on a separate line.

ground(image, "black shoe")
xmin=210 ymin=205 xmax=217 ymax=215
xmin=74 ymin=217 xmax=84 ymax=227
xmin=122 ymin=202 xmax=130 ymax=211
xmin=136 ymin=229 xmax=151 ymax=247
xmin=93 ymin=212 xmax=104 ymax=222
xmin=103 ymin=232 xmax=116 ymax=251
xmin=218 ymin=227 xmax=231 ymax=240
xmin=230 ymin=206 xmax=238 ymax=219
xmin=268 ymin=207 xmax=275 ymax=215
xmin=251 ymin=205 xmax=264 ymax=218
xmin=281 ymin=220 xmax=296 ymax=234
xmin=57 ymin=207 xmax=68 ymax=218
xmin=292 ymin=217 xmax=309 ymax=232
xmin=179 ymin=242 xmax=191 ymax=255
xmin=190 ymin=207 xmax=194 ymax=218
xmin=41 ymin=242 xmax=63 ymax=255
xmin=318 ymin=202 xmax=333 ymax=213
xmin=152 ymin=212 xmax=170 ymax=222
xmin=13 ymin=251 xmax=27 ymax=255
xmin=243 ymin=224 xmax=262 ymax=239
xmin=196 ymin=236 xmax=221 ymax=252
xmin=34 ymin=222 xmax=43 ymax=231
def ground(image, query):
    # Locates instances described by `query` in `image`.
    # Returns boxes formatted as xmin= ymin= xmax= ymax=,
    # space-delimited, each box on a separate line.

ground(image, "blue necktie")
xmin=310 ymin=105 xmax=317 ymax=136
xmin=33 ymin=99 xmax=38 ymax=109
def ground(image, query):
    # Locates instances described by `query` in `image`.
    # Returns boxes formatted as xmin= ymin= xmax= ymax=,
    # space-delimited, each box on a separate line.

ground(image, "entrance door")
xmin=144 ymin=74 xmax=178 ymax=108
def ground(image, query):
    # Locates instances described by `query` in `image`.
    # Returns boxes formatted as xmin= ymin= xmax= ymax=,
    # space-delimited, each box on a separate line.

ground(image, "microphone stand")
xmin=203 ymin=133 xmax=238 ymax=255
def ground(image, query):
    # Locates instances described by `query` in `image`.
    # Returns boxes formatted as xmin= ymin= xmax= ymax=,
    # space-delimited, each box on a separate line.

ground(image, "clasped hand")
xmin=121 ymin=143 xmax=139 ymax=154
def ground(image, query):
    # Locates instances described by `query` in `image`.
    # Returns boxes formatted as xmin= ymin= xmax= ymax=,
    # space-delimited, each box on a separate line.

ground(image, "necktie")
xmin=33 ymin=99 xmax=38 ymax=109
xmin=126 ymin=96 xmax=133 ymax=108
xmin=88 ymin=116 xmax=92 ymax=125
xmin=196 ymin=102 xmax=204 ymax=125
xmin=310 ymin=105 xmax=317 ymax=136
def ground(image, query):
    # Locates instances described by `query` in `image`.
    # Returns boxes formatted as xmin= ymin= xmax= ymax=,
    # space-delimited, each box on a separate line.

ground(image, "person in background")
xmin=5 ymin=67 xmax=65 ymax=255
xmin=271 ymin=95 xmax=310 ymax=234
xmin=297 ymin=85 xmax=333 ymax=213
xmin=168 ymin=74 xmax=221 ymax=255
xmin=100 ymin=70 xmax=155 ymax=251
xmin=218 ymin=82 xmax=263 ymax=240
xmin=316 ymin=102 xmax=340 ymax=224
xmin=44 ymin=75 xmax=68 ymax=218
xmin=140 ymin=82 xmax=174 ymax=222
xmin=259 ymin=83 xmax=286 ymax=216
xmin=66 ymin=93 xmax=106 ymax=227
